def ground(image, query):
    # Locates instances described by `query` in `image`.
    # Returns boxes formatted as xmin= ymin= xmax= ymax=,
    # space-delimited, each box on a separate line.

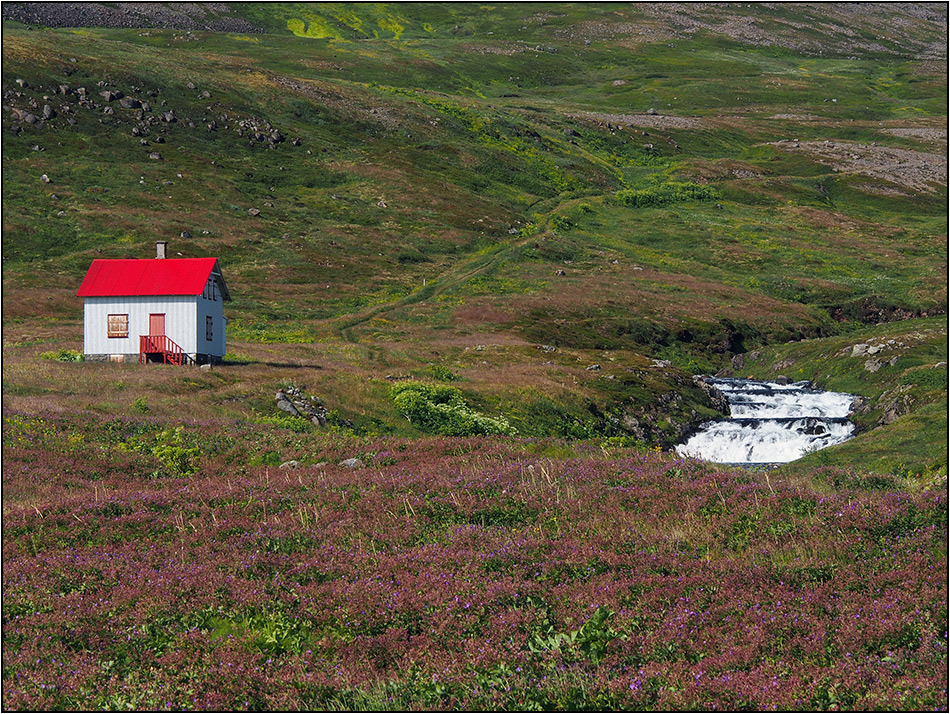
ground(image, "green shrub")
xmin=425 ymin=364 xmax=461 ymax=382
xmin=390 ymin=381 xmax=516 ymax=436
xmin=615 ymin=180 xmax=719 ymax=208
xmin=40 ymin=349 xmax=84 ymax=362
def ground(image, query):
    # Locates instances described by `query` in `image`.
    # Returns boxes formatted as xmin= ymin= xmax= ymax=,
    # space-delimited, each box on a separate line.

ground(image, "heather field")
xmin=2 ymin=3 xmax=948 ymax=711
xmin=2 ymin=411 xmax=946 ymax=710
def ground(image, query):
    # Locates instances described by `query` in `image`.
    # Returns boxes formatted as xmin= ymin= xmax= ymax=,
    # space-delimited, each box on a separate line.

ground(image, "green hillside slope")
xmin=2 ymin=3 xmax=946 ymax=475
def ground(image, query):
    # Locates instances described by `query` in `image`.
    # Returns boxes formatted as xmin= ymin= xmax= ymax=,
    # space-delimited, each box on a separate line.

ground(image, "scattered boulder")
xmin=40 ymin=174 xmax=51 ymax=183
xmin=731 ymin=353 xmax=745 ymax=370
xmin=119 ymin=96 xmax=141 ymax=109
xmin=279 ymin=460 xmax=300 ymax=470
xmin=247 ymin=208 xmax=261 ymax=216
xmin=148 ymin=152 xmax=163 ymax=160
xmin=339 ymin=458 xmax=363 ymax=469
xmin=864 ymin=356 xmax=898 ymax=373
xmin=774 ymin=375 xmax=790 ymax=385
xmin=877 ymin=385 xmax=914 ymax=425
xmin=41 ymin=104 xmax=56 ymax=119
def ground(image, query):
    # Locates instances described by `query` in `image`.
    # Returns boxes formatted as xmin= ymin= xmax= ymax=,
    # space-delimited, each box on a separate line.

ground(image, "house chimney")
xmin=156 ymin=241 xmax=168 ymax=259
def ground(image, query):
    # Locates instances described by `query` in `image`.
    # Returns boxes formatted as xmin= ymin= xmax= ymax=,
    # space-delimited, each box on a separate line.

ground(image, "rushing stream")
xmin=675 ymin=377 xmax=857 ymax=466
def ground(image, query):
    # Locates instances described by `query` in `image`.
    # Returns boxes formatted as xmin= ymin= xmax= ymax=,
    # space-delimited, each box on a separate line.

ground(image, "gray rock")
xmin=586 ymin=364 xmax=601 ymax=371
xmin=731 ymin=353 xmax=745 ymax=370
xmin=275 ymin=393 xmax=300 ymax=416
xmin=180 ymin=230 xmax=191 ymax=238
xmin=851 ymin=343 xmax=869 ymax=357
xmin=774 ymin=375 xmax=790 ymax=385
xmin=40 ymin=174 xmax=51 ymax=183
xmin=41 ymin=104 xmax=56 ymax=119
xmin=339 ymin=458 xmax=363 ymax=469
xmin=120 ymin=97 xmax=141 ymax=109
xmin=247 ymin=208 xmax=261 ymax=216
xmin=279 ymin=460 xmax=300 ymax=470
xmin=148 ymin=152 xmax=163 ymax=160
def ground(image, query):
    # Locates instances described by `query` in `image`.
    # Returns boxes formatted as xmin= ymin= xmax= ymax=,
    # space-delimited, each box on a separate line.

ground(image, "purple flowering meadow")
xmin=3 ymin=410 xmax=947 ymax=710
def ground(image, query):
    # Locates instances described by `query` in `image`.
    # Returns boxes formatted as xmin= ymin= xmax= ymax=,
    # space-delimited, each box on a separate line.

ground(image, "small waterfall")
xmin=676 ymin=377 xmax=857 ymax=465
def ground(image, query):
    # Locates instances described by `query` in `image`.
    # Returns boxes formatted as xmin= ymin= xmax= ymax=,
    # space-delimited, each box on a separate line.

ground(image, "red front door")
xmin=149 ymin=313 xmax=165 ymax=336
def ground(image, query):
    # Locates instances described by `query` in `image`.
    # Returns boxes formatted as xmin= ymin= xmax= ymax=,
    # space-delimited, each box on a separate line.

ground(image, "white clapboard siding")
xmin=84 ymin=296 xmax=198 ymax=356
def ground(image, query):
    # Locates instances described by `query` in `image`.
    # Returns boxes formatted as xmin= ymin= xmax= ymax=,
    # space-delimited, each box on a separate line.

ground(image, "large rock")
xmin=693 ymin=376 xmax=730 ymax=414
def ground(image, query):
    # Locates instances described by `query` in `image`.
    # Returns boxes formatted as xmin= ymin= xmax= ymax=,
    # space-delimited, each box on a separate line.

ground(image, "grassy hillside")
xmin=1 ymin=2 xmax=946 ymax=475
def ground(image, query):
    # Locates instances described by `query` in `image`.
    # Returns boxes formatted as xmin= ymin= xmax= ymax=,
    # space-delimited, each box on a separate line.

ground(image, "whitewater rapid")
xmin=675 ymin=377 xmax=857 ymax=465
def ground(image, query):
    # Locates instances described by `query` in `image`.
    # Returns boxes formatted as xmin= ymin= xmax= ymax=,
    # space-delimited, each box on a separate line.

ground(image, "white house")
xmin=76 ymin=242 xmax=231 ymax=365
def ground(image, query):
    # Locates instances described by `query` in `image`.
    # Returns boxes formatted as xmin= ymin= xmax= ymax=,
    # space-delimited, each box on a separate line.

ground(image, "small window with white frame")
xmin=107 ymin=314 xmax=129 ymax=338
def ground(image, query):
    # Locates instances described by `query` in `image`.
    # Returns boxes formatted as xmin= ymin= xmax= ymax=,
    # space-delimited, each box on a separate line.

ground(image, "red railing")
xmin=139 ymin=334 xmax=188 ymax=365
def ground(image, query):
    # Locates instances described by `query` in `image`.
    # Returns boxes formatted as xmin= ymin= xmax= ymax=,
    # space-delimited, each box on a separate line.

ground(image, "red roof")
xmin=76 ymin=258 xmax=229 ymax=299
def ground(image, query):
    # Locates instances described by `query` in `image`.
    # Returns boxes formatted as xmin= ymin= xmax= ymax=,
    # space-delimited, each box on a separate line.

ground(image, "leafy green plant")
xmin=425 ymin=364 xmax=461 ymax=382
xmin=615 ymin=180 xmax=719 ymax=208
xmin=40 ymin=349 xmax=83 ymax=362
xmin=390 ymin=381 xmax=516 ymax=436
xmin=131 ymin=397 xmax=150 ymax=414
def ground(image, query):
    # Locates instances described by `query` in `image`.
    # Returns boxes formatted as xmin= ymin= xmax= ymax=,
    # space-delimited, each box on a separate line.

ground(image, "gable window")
xmin=107 ymin=314 xmax=129 ymax=338
xmin=206 ymin=316 xmax=213 ymax=341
